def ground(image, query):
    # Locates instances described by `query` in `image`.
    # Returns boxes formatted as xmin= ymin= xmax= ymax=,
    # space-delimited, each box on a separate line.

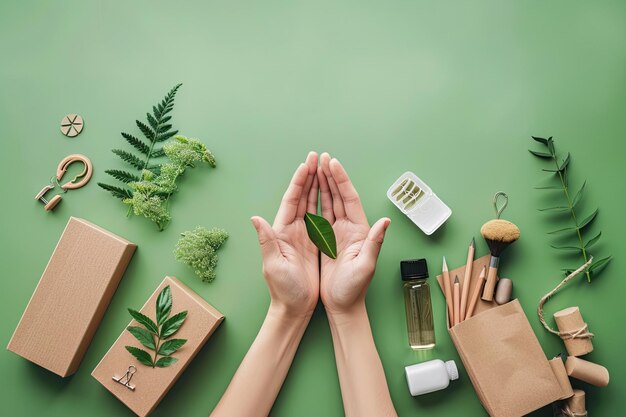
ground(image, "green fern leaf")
xmin=121 ymin=132 xmax=150 ymax=155
xmin=571 ymin=180 xmax=586 ymax=208
xmin=112 ymin=149 xmax=144 ymax=170
xmin=156 ymin=130 xmax=178 ymax=142
xmin=585 ymin=231 xmax=602 ymax=249
xmin=98 ymin=183 xmax=133 ymax=199
xmin=578 ymin=209 xmax=598 ymax=229
xmin=147 ymin=113 xmax=158 ymax=130
xmin=105 ymin=169 xmax=140 ymax=183
xmin=152 ymin=147 xmax=165 ymax=158
xmin=136 ymin=120 xmax=155 ymax=141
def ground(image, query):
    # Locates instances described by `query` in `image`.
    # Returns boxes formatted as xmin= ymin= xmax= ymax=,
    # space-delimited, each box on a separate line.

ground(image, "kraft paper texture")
xmin=438 ymin=256 xmax=568 ymax=417
xmin=92 ymin=276 xmax=224 ymax=417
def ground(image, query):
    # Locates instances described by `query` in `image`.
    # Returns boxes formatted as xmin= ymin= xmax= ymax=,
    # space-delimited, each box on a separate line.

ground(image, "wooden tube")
xmin=554 ymin=307 xmax=593 ymax=357
xmin=565 ymin=356 xmax=609 ymax=387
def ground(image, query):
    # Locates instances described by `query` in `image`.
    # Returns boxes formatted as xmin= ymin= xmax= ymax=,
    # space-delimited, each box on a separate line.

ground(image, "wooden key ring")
xmin=35 ymin=154 xmax=93 ymax=211
xmin=56 ymin=154 xmax=93 ymax=190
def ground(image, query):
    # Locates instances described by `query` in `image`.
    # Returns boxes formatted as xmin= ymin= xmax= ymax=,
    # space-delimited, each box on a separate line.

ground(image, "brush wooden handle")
xmin=481 ymin=257 xmax=499 ymax=301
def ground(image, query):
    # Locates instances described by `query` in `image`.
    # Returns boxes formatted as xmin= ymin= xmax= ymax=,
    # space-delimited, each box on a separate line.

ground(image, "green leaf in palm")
xmin=304 ymin=213 xmax=337 ymax=259
xmin=124 ymin=285 xmax=188 ymax=368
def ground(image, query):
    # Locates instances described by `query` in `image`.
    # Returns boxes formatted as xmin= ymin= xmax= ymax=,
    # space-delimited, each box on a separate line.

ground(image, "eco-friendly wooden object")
xmin=92 ymin=277 xmax=224 ymax=417
xmin=34 ymin=154 xmax=93 ymax=211
xmin=565 ymin=356 xmax=609 ymax=387
xmin=7 ymin=217 xmax=136 ymax=377
xmin=60 ymin=113 xmax=84 ymax=137
xmin=548 ymin=357 xmax=574 ymax=400
xmin=554 ymin=306 xmax=594 ymax=357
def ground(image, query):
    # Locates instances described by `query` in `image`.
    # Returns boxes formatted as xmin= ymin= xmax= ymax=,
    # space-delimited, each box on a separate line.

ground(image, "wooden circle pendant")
xmin=60 ymin=114 xmax=84 ymax=137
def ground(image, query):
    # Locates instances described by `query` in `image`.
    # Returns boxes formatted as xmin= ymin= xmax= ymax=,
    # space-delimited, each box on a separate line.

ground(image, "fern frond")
xmin=105 ymin=169 xmax=140 ymax=183
xmin=156 ymin=130 xmax=178 ymax=142
xmin=152 ymin=147 xmax=165 ymax=158
xmin=98 ymin=182 xmax=133 ymax=199
xmin=121 ymin=132 xmax=150 ymax=155
xmin=147 ymin=113 xmax=158 ymax=130
xmin=113 ymin=149 xmax=144 ymax=170
xmin=136 ymin=120 xmax=155 ymax=142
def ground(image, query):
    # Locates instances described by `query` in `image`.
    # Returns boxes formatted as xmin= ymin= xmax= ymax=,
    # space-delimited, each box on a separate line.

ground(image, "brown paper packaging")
xmin=92 ymin=276 xmax=224 ymax=417
xmin=437 ymin=255 xmax=570 ymax=417
xmin=565 ymin=356 xmax=610 ymax=387
xmin=553 ymin=307 xmax=593 ymax=357
xmin=549 ymin=357 xmax=574 ymax=400
xmin=7 ymin=217 xmax=136 ymax=377
xmin=564 ymin=389 xmax=586 ymax=415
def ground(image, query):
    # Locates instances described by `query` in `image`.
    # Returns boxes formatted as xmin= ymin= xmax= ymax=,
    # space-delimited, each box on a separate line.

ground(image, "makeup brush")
xmin=480 ymin=218 xmax=520 ymax=301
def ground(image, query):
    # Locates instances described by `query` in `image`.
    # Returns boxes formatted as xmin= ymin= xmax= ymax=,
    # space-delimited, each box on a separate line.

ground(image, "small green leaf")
xmin=534 ymin=185 xmax=562 ymax=190
xmin=156 ymin=285 xmax=172 ymax=325
xmin=542 ymin=168 xmax=559 ymax=173
xmin=98 ymin=183 xmax=133 ymax=200
xmin=578 ymin=209 xmax=598 ymax=229
xmin=546 ymin=137 xmax=555 ymax=153
xmin=589 ymin=256 xmax=612 ymax=273
xmin=105 ymin=169 xmax=140 ymax=184
xmin=304 ymin=213 xmax=337 ymax=259
xmin=125 ymin=346 xmax=154 ymax=367
xmin=158 ymin=339 xmax=187 ymax=356
xmin=584 ymin=231 xmax=602 ymax=249
xmin=112 ymin=149 xmax=144 ymax=170
xmin=531 ymin=136 xmax=549 ymax=145
xmin=550 ymin=244 xmax=582 ymax=251
xmin=160 ymin=311 xmax=188 ymax=338
xmin=538 ymin=206 xmax=569 ymax=212
xmin=154 ymin=356 xmax=178 ymax=368
xmin=529 ymin=150 xmax=552 ymax=158
xmin=558 ymin=152 xmax=571 ymax=171
xmin=571 ymin=180 xmax=586 ymax=208
xmin=127 ymin=326 xmax=156 ymax=350
xmin=128 ymin=309 xmax=159 ymax=334
xmin=547 ymin=226 xmax=577 ymax=235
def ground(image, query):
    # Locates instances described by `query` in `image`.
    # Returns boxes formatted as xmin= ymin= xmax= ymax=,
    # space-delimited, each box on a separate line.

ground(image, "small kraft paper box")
xmin=7 ymin=217 xmax=137 ymax=377
xmin=92 ymin=276 xmax=224 ymax=417
xmin=437 ymin=255 xmax=570 ymax=417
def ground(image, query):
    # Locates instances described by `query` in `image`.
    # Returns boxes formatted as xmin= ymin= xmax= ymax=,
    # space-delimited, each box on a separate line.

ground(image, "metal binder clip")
xmin=112 ymin=365 xmax=137 ymax=391
xmin=35 ymin=154 xmax=93 ymax=211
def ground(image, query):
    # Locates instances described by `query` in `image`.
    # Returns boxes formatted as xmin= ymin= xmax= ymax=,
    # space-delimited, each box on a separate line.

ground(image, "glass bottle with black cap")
xmin=401 ymin=258 xmax=435 ymax=350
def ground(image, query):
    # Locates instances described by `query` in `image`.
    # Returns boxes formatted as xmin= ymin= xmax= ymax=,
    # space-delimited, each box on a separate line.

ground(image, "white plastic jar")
xmin=405 ymin=359 xmax=459 ymax=396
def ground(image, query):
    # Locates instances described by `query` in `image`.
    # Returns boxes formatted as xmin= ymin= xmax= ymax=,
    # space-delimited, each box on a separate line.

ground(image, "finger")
xmin=320 ymin=152 xmax=345 ymax=219
xmin=297 ymin=152 xmax=318 ymax=217
xmin=317 ymin=166 xmax=335 ymax=223
xmin=307 ymin=175 xmax=319 ymax=214
xmin=251 ymin=216 xmax=281 ymax=259
xmin=274 ymin=163 xmax=308 ymax=225
xmin=329 ymin=158 xmax=367 ymax=224
xmin=358 ymin=218 xmax=391 ymax=262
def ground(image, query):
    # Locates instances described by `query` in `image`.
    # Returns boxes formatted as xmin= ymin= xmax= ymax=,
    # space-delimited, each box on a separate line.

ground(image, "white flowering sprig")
xmin=124 ymin=135 xmax=216 ymax=231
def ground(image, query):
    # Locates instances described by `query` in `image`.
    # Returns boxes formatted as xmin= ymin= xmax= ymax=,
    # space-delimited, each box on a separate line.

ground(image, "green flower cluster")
xmin=123 ymin=135 xmax=216 ymax=230
xmin=174 ymin=227 xmax=229 ymax=283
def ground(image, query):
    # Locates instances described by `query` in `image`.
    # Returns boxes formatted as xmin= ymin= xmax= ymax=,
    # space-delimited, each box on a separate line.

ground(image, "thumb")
xmin=251 ymin=216 xmax=280 ymax=259
xmin=359 ymin=218 xmax=391 ymax=261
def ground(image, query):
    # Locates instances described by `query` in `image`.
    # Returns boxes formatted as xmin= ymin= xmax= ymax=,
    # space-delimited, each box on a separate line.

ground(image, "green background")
xmin=1 ymin=1 xmax=624 ymax=416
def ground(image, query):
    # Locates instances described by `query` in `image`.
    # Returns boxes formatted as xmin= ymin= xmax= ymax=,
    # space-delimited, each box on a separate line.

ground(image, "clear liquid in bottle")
xmin=401 ymin=259 xmax=435 ymax=350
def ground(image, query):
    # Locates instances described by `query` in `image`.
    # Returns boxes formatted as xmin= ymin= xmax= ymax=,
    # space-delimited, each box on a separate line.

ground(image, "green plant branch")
xmin=550 ymin=153 xmax=591 ymax=282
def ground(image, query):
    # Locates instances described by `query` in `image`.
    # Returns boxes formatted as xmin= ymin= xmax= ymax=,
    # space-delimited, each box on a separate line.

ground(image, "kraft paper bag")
xmin=438 ymin=256 xmax=568 ymax=417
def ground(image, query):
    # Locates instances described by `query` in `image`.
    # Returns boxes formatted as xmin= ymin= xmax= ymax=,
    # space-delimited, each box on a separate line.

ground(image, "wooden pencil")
xmin=465 ymin=265 xmax=486 ymax=320
xmin=460 ymin=238 xmax=475 ymax=321
xmin=442 ymin=257 xmax=454 ymax=325
xmin=453 ymin=276 xmax=461 ymax=326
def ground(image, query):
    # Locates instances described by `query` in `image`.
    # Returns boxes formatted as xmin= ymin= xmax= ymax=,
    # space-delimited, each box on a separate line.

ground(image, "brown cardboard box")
xmin=437 ymin=255 xmax=569 ymax=417
xmin=7 ymin=217 xmax=136 ymax=377
xmin=92 ymin=276 xmax=224 ymax=417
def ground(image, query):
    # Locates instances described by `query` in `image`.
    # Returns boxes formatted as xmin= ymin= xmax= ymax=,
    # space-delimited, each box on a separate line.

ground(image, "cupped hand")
xmin=251 ymin=152 xmax=320 ymax=316
xmin=317 ymin=153 xmax=390 ymax=314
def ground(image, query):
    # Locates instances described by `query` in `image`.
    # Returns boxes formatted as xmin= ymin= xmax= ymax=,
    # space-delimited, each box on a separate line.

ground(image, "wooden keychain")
xmin=35 ymin=154 xmax=93 ymax=211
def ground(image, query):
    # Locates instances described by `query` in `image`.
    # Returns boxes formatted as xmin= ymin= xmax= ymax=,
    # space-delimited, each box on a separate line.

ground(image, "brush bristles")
xmin=481 ymin=219 xmax=520 ymax=256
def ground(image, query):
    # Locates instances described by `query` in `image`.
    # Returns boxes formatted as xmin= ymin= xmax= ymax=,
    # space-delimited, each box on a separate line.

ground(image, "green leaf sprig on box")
xmin=125 ymin=285 xmax=188 ymax=368
xmin=304 ymin=213 xmax=337 ymax=259
xmin=98 ymin=84 xmax=217 ymax=231
xmin=529 ymin=136 xmax=611 ymax=282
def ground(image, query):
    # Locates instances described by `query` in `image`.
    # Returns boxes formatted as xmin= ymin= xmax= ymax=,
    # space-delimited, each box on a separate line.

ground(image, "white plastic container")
xmin=405 ymin=359 xmax=459 ymax=396
xmin=387 ymin=172 xmax=451 ymax=235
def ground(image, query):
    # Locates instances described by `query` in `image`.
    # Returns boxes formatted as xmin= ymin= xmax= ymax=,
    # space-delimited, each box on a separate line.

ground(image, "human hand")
xmin=317 ymin=153 xmax=390 ymax=315
xmin=251 ymin=152 xmax=320 ymax=317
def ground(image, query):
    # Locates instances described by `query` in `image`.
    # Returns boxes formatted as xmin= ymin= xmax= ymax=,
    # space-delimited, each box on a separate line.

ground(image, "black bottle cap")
xmin=400 ymin=259 xmax=429 ymax=281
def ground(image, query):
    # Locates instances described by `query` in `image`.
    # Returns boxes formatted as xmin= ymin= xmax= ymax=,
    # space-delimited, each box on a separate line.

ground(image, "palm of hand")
xmin=320 ymin=219 xmax=372 ymax=312
xmin=267 ymin=221 xmax=320 ymax=313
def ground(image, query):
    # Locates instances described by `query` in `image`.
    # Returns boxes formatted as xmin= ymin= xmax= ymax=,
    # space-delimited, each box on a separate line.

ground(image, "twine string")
xmin=537 ymin=258 xmax=595 ymax=341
